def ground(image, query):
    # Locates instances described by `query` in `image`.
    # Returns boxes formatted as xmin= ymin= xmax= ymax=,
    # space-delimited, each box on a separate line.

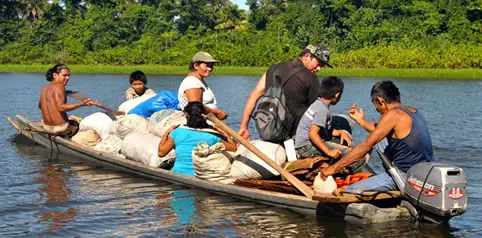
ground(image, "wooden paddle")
xmin=65 ymin=90 xmax=124 ymax=116
xmin=203 ymin=113 xmax=315 ymax=198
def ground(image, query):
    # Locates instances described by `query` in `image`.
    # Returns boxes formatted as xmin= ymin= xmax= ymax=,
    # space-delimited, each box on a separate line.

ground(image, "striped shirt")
xmin=125 ymin=87 xmax=156 ymax=100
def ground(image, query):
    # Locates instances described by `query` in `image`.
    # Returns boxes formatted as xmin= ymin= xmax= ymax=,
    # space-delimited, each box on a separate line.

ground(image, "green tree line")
xmin=0 ymin=0 xmax=480 ymax=68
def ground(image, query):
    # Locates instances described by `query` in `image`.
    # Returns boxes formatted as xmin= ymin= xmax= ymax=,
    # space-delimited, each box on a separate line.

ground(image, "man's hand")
xmin=348 ymin=104 xmax=364 ymax=123
xmin=112 ymin=111 xmax=126 ymax=116
xmin=81 ymin=99 xmax=98 ymax=106
xmin=339 ymin=130 xmax=353 ymax=147
xmin=238 ymin=127 xmax=250 ymax=140
xmin=327 ymin=149 xmax=342 ymax=159
xmin=320 ymin=166 xmax=337 ymax=178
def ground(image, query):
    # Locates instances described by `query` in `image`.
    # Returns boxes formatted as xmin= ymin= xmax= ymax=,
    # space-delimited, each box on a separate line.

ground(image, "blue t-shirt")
xmin=170 ymin=127 xmax=221 ymax=176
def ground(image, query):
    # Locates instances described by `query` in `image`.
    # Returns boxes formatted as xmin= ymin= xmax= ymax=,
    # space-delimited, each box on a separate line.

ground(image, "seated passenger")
xmin=321 ymin=80 xmax=434 ymax=192
xmin=294 ymin=76 xmax=352 ymax=159
xmin=125 ymin=70 xmax=156 ymax=100
xmin=38 ymin=64 xmax=98 ymax=137
xmin=157 ymin=101 xmax=236 ymax=176
xmin=178 ymin=52 xmax=227 ymax=120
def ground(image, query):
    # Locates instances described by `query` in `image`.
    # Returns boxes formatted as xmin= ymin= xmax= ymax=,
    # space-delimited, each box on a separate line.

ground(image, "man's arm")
xmin=356 ymin=118 xmax=377 ymax=133
xmin=309 ymin=125 xmax=342 ymax=158
xmin=53 ymin=85 xmax=90 ymax=112
xmin=322 ymin=110 xmax=401 ymax=176
xmin=238 ymin=72 xmax=267 ymax=139
xmin=349 ymin=104 xmax=377 ymax=132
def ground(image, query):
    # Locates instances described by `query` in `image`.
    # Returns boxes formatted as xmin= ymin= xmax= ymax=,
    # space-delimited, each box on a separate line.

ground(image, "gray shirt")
xmin=294 ymin=99 xmax=332 ymax=148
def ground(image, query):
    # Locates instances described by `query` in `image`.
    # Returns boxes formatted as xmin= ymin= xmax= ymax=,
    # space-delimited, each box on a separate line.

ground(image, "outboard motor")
xmin=403 ymin=163 xmax=467 ymax=223
xmin=377 ymin=151 xmax=467 ymax=223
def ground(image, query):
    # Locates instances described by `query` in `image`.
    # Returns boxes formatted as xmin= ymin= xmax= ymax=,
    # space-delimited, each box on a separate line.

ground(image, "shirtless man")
xmin=38 ymin=64 xmax=97 ymax=137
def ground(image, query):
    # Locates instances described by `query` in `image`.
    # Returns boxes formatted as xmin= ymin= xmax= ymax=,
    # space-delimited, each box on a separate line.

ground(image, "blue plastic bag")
xmin=128 ymin=90 xmax=181 ymax=118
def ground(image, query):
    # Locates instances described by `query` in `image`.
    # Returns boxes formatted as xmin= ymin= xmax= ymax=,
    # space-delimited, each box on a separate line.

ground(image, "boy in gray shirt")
xmin=294 ymin=76 xmax=352 ymax=159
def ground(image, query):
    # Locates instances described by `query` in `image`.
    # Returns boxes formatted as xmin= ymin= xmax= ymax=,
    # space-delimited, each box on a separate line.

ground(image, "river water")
xmin=1 ymin=73 xmax=481 ymax=237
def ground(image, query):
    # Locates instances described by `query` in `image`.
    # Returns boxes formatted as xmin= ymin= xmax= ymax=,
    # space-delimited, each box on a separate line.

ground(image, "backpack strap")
xmin=281 ymin=65 xmax=306 ymax=86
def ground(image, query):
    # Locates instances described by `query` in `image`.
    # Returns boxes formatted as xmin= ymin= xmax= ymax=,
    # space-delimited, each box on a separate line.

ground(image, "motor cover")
xmin=404 ymin=162 xmax=467 ymax=222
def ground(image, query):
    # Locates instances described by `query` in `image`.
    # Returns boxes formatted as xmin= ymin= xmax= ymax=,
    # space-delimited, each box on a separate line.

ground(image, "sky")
xmin=232 ymin=0 xmax=249 ymax=10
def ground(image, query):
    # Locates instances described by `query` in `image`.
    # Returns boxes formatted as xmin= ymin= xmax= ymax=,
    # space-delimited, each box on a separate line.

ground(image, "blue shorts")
xmin=344 ymin=171 xmax=404 ymax=192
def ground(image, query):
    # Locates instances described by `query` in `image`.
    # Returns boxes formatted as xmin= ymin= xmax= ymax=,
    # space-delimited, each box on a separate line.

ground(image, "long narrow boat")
xmin=7 ymin=114 xmax=404 ymax=220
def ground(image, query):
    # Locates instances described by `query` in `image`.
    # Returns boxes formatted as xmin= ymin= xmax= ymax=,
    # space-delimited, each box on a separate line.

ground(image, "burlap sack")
xmin=193 ymin=142 xmax=234 ymax=184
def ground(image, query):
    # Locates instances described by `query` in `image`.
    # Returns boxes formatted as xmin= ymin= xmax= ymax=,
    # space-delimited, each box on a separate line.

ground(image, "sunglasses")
xmin=310 ymin=55 xmax=326 ymax=68
xmin=205 ymin=62 xmax=215 ymax=68
xmin=197 ymin=62 xmax=215 ymax=68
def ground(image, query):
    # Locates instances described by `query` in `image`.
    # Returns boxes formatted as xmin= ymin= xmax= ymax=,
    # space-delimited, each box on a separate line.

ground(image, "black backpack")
xmin=253 ymin=65 xmax=305 ymax=142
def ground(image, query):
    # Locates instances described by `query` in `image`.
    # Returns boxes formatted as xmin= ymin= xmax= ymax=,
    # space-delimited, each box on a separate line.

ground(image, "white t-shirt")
xmin=178 ymin=75 xmax=217 ymax=110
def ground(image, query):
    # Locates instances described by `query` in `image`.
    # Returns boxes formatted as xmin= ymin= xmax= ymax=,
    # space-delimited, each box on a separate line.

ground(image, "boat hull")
xmin=9 ymin=115 xmax=401 ymax=217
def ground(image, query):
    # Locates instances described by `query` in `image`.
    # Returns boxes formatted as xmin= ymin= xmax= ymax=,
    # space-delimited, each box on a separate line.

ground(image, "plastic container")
xmin=313 ymin=173 xmax=337 ymax=194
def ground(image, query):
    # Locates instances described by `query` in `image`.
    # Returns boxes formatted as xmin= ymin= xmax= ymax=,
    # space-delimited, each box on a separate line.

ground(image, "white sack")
xmin=193 ymin=142 xmax=234 ymax=184
xmin=72 ymin=129 xmax=101 ymax=147
xmin=121 ymin=132 xmax=175 ymax=168
xmin=149 ymin=110 xmax=186 ymax=137
xmin=118 ymin=94 xmax=156 ymax=113
xmin=230 ymin=140 xmax=286 ymax=180
xmin=94 ymin=134 xmax=123 ymax=154
xmin=78 ymin=112 xmax=114 ymax=139
xmin=116 ymin=114 xmax=149 ymax=139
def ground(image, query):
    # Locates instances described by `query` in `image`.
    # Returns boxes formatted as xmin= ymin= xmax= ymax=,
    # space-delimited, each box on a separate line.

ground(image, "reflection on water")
xmin=169 ymin=190 xmax=196 ymax=225
xmin=41 ymin=208 xmax=77 ymax=232
xmin=1 ymin=74 xmax=481 ymax=237
xmin=38 ymin=166 xmax=72 ymax=203
xmin=37 ymin=166 xmax=76 ymax=232
xmin=154 ymin=191 xmax=178 ymax=226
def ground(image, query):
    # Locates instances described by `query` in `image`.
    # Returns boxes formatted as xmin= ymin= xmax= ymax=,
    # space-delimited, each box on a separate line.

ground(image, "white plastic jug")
xmin=283 ymin=139 xmax=297 ymax=162
xmin=313 ymin=173 xmax=337 ymax=194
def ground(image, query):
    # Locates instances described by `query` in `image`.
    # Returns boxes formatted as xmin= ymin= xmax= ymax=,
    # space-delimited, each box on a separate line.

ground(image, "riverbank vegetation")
xmin=1 ymin=65 xmax=480 ymax=79
xmin=0 ymin=1 xmax=480 ymax=71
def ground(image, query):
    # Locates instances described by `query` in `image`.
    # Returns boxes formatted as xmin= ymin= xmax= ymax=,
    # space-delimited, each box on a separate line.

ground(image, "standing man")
xmin=321 ymin=81 xmax=434 ymax=192
xmin=38 ymin=64 xmax=97 ymax=137
xmin=238 ymin=44 xmax=333 ymax=140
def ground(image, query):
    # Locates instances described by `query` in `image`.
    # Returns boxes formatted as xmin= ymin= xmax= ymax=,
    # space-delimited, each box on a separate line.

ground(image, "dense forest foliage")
xmin=0 ymin=0 xmax=480 ymax=68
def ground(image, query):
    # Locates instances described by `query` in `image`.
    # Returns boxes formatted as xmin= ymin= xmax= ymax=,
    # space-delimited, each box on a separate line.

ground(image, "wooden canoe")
xmin=7 ymin=114 xmax=402 ymax=217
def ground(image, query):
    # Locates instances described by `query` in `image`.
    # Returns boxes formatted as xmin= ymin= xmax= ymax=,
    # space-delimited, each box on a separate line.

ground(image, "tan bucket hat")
xmin=191 ymin=52 xmax=219 ymax=63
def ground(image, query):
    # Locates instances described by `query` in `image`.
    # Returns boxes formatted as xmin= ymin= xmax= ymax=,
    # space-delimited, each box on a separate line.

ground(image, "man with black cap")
xmin=238 ymin=44 xmax=333 ymax=140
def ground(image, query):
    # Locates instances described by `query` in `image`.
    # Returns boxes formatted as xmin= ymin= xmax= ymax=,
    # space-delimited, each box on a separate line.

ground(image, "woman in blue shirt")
xmin=157 ymin=101 xmax=236 ymax=176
